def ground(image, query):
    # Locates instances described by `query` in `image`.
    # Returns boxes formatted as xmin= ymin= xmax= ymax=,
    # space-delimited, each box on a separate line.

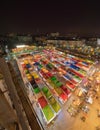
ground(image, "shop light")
xmin=16 ymin=45 xmax=29 ymax=48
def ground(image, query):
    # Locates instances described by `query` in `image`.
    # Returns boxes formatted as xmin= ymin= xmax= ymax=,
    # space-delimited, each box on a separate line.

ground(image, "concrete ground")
xmin=47 ymin=90 xmax=100 ymax=130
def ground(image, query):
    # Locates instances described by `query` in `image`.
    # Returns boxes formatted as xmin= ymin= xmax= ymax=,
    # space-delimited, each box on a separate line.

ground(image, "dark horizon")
xmin=0 ymin=1 xmax=100 ymax=35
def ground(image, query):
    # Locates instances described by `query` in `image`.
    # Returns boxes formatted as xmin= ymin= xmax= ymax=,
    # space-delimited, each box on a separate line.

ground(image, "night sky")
xmin=0 ymin=0 xmax=100 ymax=35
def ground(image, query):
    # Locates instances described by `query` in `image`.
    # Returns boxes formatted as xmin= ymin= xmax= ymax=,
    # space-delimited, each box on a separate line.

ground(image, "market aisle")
xmin=47 ymin=96 xmax=76 ymax=130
